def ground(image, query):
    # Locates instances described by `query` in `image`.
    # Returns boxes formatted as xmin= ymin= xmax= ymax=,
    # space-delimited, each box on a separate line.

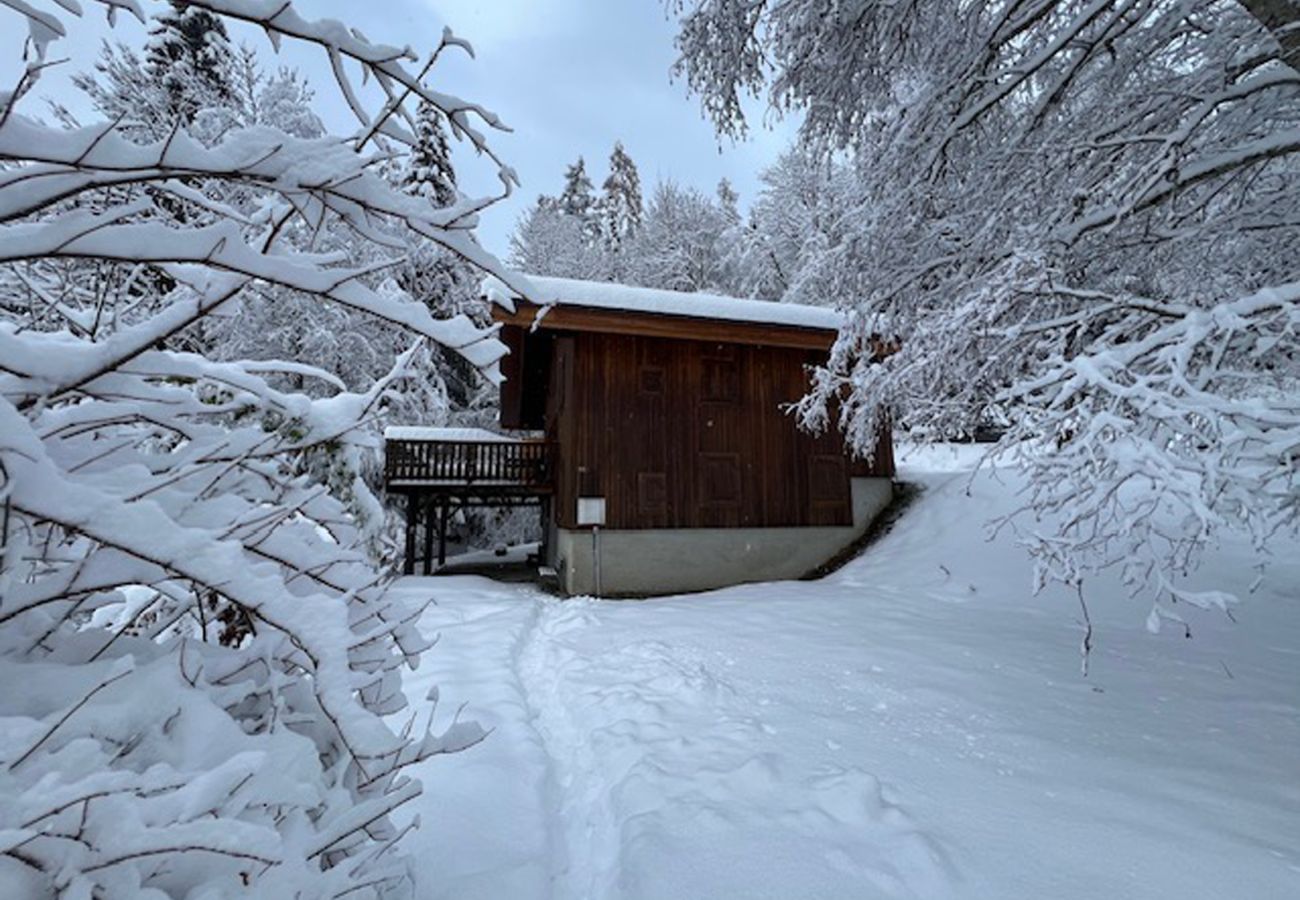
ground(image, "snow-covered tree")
xmin=716 ymin=177 xmax=739 ymax=224
xmin=599 ymin=141 xmax=643 ymax=256
xmin=75 ymin=23 xmax=475 ymax=429
xmin=0 ymin=3 xmax=528 ymax=896
xmin=709 ymin=177 xmax=749 ymax=296
xmin=144 ymin=0 xmax=235 ymax=121
xmin=511 ymin=153 xmax=747 ymax=299
xmin=672 ymin=0 xmax=1300 ymax=625
xmin=557 ymin=156 xmax=598 ymax=240
xmin=396 ymin=98 xmax=482 ymax=407
xmin=721 ymin=149 xmax=835 ymax=302
xmin=240 ymin=57 xmax=324 ymax=140
xmin=630 ymin=178 xmax=730 ymax=292
xmin=509 ymin=197 xmax=612 ymax=280
xmin=510 ymin=156 xmax=614 ymax=279
xmin=405 ymin=101 xmax=458 ymax=209
xmin=393 ymin=63 xmax=536 ymax=554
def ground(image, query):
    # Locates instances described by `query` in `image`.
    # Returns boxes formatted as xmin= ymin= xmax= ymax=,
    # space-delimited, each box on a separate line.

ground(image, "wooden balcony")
xmin=384 ymin=428 xmax=554 ymax=575
xmin=383 ymin=428 xmax=554 ymax=493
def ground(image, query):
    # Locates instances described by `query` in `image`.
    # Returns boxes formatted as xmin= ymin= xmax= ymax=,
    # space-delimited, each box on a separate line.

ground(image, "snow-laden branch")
xmin=1 ymin=2 xmax=510 ymax=896
xmin=180 ymin=0 xmax=520 ymax=198
xmin=676 ymin=0 xmax=1300 ymax=626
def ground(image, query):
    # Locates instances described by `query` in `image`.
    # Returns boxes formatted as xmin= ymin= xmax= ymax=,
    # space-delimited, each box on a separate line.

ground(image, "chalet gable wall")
xmin=545 ymin=330 xmax=889 ymax=531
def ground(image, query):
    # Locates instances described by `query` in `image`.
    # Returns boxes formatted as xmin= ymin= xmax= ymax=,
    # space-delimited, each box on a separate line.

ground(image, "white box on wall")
xmin=576 ymin=497 xmax=606 ymax=526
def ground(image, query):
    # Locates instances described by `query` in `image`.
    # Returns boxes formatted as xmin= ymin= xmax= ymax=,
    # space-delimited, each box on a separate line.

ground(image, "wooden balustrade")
xmin=384 ymin=438 xmax=554 ymax=488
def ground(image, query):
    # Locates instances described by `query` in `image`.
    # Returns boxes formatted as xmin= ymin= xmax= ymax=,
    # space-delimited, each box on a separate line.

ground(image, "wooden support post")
xmin=437 ymin=498 xmax=451 ymax=569
xmin=421 ymin=494 xmax=436 ymax=576
xmin=538 ymin=495 xmax=551 ymax=568
xmin=403 ymin=493 xmax=416 ymax=576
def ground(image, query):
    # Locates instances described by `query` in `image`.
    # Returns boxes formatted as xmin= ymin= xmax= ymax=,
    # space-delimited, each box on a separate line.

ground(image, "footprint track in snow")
xmin=512 ymin=595 xmax=953 ymax=899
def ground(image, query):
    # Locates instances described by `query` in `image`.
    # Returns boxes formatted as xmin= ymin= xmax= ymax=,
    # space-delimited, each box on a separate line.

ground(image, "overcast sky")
xmin=8 ymin=0 xmax=797 ymax=256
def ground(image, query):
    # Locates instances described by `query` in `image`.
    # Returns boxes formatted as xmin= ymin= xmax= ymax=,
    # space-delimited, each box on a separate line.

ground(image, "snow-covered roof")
xmin=482 ymin=274 xmax=844 ymax=332
xmin=383 ymin=426 xmax=517 ymax=443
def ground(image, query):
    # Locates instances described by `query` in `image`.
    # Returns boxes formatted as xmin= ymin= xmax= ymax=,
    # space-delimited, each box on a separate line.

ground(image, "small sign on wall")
xmin=577 ymin=497 xmax=606 ymax=527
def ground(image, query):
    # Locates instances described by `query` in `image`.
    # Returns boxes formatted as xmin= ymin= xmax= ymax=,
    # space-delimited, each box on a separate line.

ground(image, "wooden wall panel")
xmin=498 ymin=325 xmax=525 ymax=429
xmin=501 ymin=325 xmax=554 ymax=431
xmin=548 ymin=335 xmax=577 ymax=527
xmin=633 ymin=338 xmax=670 ymax=527
xmin=550 ymin=331 xmax=873 ymax=531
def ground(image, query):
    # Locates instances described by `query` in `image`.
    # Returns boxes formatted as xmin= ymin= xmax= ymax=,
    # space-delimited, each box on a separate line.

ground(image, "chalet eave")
xmin=492 ymin=301 xmax=838 ymax=352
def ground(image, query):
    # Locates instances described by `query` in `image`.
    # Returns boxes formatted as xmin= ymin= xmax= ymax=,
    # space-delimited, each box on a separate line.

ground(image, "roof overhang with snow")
xmin=483 ymin=274 xmax=843 ymax=351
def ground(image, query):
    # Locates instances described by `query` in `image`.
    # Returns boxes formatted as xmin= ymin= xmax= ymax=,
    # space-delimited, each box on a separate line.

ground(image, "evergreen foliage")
xmin=716 ymin=177 xmax=740 ymax=223
xmin=405 ymin=101 xmax=459 ymax=208
xmin=143 ymin=0 xmax=235 ymax=120
xmin=398 ymin=98 xmax=536 ymax=550
xmin=599 ymin=141 xmax=643 ymax=254
xmin=558 ymin=156 xmax=596 ymax=223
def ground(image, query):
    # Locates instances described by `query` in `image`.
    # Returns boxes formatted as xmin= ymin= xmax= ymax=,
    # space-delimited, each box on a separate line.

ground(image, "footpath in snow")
xmin=397 ymin=448 xmax=1300 ymax=900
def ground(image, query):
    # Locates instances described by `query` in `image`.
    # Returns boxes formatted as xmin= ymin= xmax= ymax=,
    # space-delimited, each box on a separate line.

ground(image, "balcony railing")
xmin=384 ymin=437 xmax=554 ymax=490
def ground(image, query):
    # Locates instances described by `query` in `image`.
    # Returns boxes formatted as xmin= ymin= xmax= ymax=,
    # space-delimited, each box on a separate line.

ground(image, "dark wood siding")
xmin=547 ymin=331 xmax=891 ymax=530
xmin=498 ymin=325 xmax=525 ymax=428
xmin=499 ymin=325 xmax=553 ymax=431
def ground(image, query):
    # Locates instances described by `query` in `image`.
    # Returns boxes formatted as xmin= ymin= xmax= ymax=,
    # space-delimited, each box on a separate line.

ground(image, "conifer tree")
xmin=600 ymin=141 xmax=643 ymax=253
xmin=559 ymin=156 xmax=595 ymax=220
xmin=717 ymin=177 xmax=740 ymax=224
xmin=558 ymin=156 xmax=600 ymax=245
xmin=399 ymin=103 xmax=478 ymax=408
xmin=144 ymin=1 xmax=234 ymax=121
xmin=405 ymin=101 xmax=458 ymax=208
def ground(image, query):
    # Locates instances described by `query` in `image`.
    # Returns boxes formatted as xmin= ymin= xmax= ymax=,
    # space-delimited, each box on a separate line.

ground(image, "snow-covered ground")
xmin=396 ymin=447 xmax=1300 ymax=899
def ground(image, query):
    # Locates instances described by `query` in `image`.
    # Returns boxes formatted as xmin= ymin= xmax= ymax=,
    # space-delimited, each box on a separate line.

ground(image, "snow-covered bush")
xmin=0 ymin=1 xmax=527 ymax=896
xmin=672 ymin=0 xmax=1300 ymax=621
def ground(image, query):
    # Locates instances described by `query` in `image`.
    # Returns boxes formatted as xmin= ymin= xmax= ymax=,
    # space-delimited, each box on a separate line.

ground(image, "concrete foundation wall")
xmin=552 ymin=478 xmax=892 ymax=596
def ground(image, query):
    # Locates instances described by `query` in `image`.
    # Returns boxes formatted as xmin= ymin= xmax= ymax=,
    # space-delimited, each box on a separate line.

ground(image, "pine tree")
xmin=558 ymin=156 xmax=600 ymax=245
xmin=717 ymin=177 xmax=740 ymax=224
xmin=144 ymin=1 xmax=234 ymax=121
xmin=600 ymin=141 xmax=643 ymax=253
xmin=558 ymin=157 xmax=595 ymax=220
xmin=399 ymin=103 xmax=478 ymax=407
xmin=405 ymin=101 xmax=458 ymax=208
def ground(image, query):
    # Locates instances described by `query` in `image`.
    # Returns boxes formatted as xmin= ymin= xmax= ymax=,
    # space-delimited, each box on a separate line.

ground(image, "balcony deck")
xmin=383 ymin=427 xmax=554 ymax=494
xmin=383 ymin=427 xmax=554 ymax=575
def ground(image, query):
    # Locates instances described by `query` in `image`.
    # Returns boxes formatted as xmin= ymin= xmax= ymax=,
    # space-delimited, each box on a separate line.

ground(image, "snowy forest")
xmin=1 ymin=2 xmax=1297 ymax=899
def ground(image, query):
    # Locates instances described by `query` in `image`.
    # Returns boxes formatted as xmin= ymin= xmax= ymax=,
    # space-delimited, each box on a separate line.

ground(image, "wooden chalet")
xmin=385 ymin=275 xmax=895 ymax=596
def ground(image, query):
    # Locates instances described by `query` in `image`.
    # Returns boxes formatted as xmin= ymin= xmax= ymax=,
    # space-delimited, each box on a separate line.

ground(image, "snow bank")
xmin=400 ymin=452 xmax=1300 ymax=899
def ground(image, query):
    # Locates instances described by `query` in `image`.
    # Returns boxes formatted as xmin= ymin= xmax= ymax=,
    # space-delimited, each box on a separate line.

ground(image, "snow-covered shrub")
xmin=0 ymin=1 xmax=528 ymax=896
